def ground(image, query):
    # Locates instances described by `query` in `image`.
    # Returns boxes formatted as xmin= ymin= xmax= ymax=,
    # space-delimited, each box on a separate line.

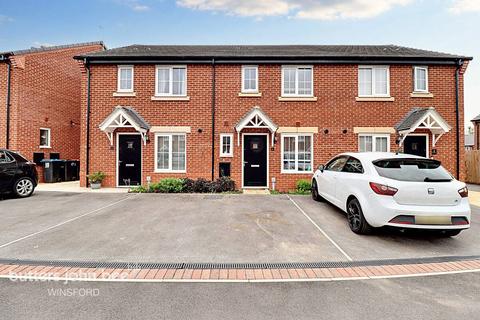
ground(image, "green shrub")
xmin=192 ymin=178 xmax=212 ymax=193
xmin=296 ymin=179 xmax=312 ymax=194
xmin=150 ymin=178 xmax=184 ymax=193
xmin=182 ymin=178 xmax=195 ymax=193
xmin=214 ymin=176 xmax=236 ymax=192
xmin=87 ymin=171 xmax=106 ymax=184
xmin=130 ymin=177 xmax=236 ymax=194
xmin=129 ymin=185 xmax=148 ymax=193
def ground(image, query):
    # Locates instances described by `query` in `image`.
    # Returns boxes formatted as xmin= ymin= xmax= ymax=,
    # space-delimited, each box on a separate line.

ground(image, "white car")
xmin=311 ymin=152 xmax=471 ymax=236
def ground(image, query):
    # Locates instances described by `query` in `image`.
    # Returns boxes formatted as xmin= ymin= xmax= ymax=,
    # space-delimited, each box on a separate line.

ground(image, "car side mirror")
xmin=317 ymin=164 xmax=325 ymax=172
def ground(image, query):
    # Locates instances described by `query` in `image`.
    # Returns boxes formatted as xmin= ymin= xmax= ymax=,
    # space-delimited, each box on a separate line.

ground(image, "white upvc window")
xmin=281 ymin=134 xmax=313 ymax=173
xmin=117 ymin=65 xmax=134 ymax=92
xmin=358 ymin=134 xmax=390 ymax=152
xmin=155 ymin=133 xmax=186 ymax=172
xmin=220 ymin=134 xmax=233 ymax=157
xmin=281 ymin=66 xmax=313 ymax=97
xmin=414 ymin=66 xmax=428 ymax=92
xmin=39 ymin=128 xmax=51 ymax=148
xmin=242 ymin=65 xmax=258 ymax=93
xmin=358 ymin=66 xmax=390 ymax=97
xmin=155 ymin=66 xmax=187 ymax=96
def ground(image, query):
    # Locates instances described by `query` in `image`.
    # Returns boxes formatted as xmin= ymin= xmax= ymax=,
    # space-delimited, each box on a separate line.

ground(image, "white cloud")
xmin=132 ymin=4 xmax=150 ymax=11
xmin=32 ymin=41 xmax=55 ymax=48
xmin=449 ymin=0 xmax=480 ymax=14
xmin=113 ymin=0 xmax=150 ymax=12
xmin=177 ymin=0 xmax=292 ymax=17
xmin=0 ymin=15 xmax=14 ymax=24
xmin=176 ymin=0 xmax=413 ymax=19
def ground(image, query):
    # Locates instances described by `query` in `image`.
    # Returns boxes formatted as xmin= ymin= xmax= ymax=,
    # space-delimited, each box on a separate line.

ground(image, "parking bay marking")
xmin=0 ymin=194 xmax=138 ymax=250
xmin=287 ymin=195 xmax=353 ymax=262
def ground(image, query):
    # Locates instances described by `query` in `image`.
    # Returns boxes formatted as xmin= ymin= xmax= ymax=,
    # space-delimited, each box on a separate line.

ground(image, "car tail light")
xmin=369 ymin=182 xmax=398 ymax=196
xmin=458 ymin=187 xmax=468 ymax=198
xmin=451 ymin=217 xmax=469 ymax=225
xmin=389 ymin=215 xmax=415 ymax=225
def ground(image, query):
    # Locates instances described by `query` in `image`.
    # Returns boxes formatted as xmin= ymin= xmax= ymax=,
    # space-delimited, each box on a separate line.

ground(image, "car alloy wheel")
xmin=311 ymin=181 xmax=323 ymax=202
xmin=347 ymin=201 xmax=361 ymax=231
xmin=346 ymin=198 xmax=372 ymax=234
xmin=15 ymin=178 xmax=34 ymax=197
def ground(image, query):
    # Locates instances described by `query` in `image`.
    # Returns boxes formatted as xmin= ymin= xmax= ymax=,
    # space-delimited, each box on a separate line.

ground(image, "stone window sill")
xmin=239 ymin=92 xmax=262 ymax=97
xmin=151 ymin=96 xmax=190 ymax=101
xmin=355 ymin=97 xmax=395 ymax=102
xmin=113 ymin=92 xmax=136 ymax=97
xmin=278 ymin=96 xmax=318 ymax=102
xmin=410 ymin=92 xmax=434 ymax=98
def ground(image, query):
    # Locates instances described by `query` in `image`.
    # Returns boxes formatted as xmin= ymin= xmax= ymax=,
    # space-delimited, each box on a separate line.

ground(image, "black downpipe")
xmin=455 ymin=59 xmax=462 ymax=180
xmin=85 ymin=62 xmax=91 ymax=182
xmin=5 ymin=62 xmax=11 ymax=149
xmin=211 ymin=59 xmax=216 ymax=181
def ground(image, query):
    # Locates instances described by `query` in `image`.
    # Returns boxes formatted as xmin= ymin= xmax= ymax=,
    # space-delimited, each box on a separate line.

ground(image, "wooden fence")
xmin=466 ymin=150 xmax=480 ymax=184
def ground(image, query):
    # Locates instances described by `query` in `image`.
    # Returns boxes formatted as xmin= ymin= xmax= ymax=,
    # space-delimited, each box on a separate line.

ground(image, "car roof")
xmin=339 ymin=152 xmax=425 ymax=162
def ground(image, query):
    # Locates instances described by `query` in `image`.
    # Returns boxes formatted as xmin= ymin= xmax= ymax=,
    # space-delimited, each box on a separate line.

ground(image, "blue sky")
xmin=1 ymin=0 xmax=479 ymax=130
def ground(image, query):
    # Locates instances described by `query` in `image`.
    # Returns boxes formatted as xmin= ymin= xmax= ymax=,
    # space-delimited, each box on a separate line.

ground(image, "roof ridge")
xmin=3 ymin=41 xmax=105 ymax=56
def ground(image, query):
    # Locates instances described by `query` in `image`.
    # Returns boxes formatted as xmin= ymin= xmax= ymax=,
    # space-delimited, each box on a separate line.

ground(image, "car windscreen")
xmin=372 ymin=158 xmax=453 ymax=182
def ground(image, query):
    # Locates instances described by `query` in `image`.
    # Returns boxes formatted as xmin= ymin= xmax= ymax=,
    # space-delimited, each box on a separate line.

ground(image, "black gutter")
xmin=5 ymin=61 xmax=11 ymax=149
xmin=78 ymin=58 xmax=471 ymax=66
xmin=455 ymin=59 xmax=463 ymax=180
xmin=211 ymin=58 xmax=216 ymax=181
xmin=85 ymin=62 xmax=91 ymax=182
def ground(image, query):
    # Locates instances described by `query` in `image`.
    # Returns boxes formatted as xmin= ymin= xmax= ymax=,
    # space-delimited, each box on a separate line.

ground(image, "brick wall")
xmin=80 ymin=63 xmax=466 ymax=190
xmin=0 ymin=43 xmax=104 ymax=176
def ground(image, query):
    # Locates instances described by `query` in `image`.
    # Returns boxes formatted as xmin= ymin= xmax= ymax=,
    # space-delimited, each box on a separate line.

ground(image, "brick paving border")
xmin=0 ymin=259 xmax=479 ymax=282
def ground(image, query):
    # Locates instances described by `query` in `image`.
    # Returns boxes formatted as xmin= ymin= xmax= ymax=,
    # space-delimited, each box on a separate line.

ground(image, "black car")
xmin=0 ymin=149 xmax=38 ymax=198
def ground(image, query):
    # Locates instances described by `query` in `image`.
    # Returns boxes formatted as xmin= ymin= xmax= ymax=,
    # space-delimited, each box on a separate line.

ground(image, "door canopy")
xmin=235 ymin=106 xmax=278 ymax=145
xmin=99 ymin=106 xmax=150 ymax=145
xmin=396 ymin=107 xmax=451 ymax=147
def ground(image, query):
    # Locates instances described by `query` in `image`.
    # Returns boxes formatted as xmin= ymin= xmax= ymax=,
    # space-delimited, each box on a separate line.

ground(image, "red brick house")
xmin=76 ymin=45 xmax=472 ymax=191
xmin=0 ymin=42 xmax=105 ymax=179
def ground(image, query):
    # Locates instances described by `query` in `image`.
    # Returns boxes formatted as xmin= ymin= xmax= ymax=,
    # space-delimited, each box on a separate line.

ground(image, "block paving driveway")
xmin=0 ymin=191 xmax=479 ymax=263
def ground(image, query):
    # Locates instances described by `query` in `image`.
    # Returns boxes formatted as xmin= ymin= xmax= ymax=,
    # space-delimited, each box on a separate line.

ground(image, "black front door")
xmin=243 ymin=135 xmax=267 ymax=187
xmin=118 ymin=134 xmax=141 ymax=186
xmin=404 ymin=135 xmax=427 ymax=157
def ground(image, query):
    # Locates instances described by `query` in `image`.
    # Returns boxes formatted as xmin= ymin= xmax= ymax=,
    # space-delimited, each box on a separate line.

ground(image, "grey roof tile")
xmin=120 ymin=107 xmax=150 ymax=130
xmin=395 ymin=107 xmax=435 ymax=132
xmin=78 ymin=44 xmax=471 ymax=61
xmin=0 ymin=41 xmax=105 ymax=57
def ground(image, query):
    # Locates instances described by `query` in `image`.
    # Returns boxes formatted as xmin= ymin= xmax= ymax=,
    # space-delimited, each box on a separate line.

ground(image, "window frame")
xmin=358 ymin=65 xmax=390 ymax=97
xmin=117 ymin=65 xmax=134 ymax=93
xmin=342 ymin=156 xmax=365 ymax=174
xmin=154 ymin=133 xmax=187 ymax=173
xmin=0 ymin=150 xmax=15 ymax=164
xmin=281 ymin=65 xmax=314 ymax=97
xmin=358 ymin=134 xmax=390 ymax=152
xmin=220 ymin=134 xmax=234 ymax=157
xmin=413 ymin=66 xmax=429 ymax=93
xmin=325 ymin=156 xmax=349 ymax=172
xmin=154 ymin=65 xmax=188 ymax=97
xmin=39 ymin=128 xmax=51 ymax=148
xmin=241 ymin=65 xmax=259 ymax=93
xmin=281 ymin=133 xmax=314 ymax=174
